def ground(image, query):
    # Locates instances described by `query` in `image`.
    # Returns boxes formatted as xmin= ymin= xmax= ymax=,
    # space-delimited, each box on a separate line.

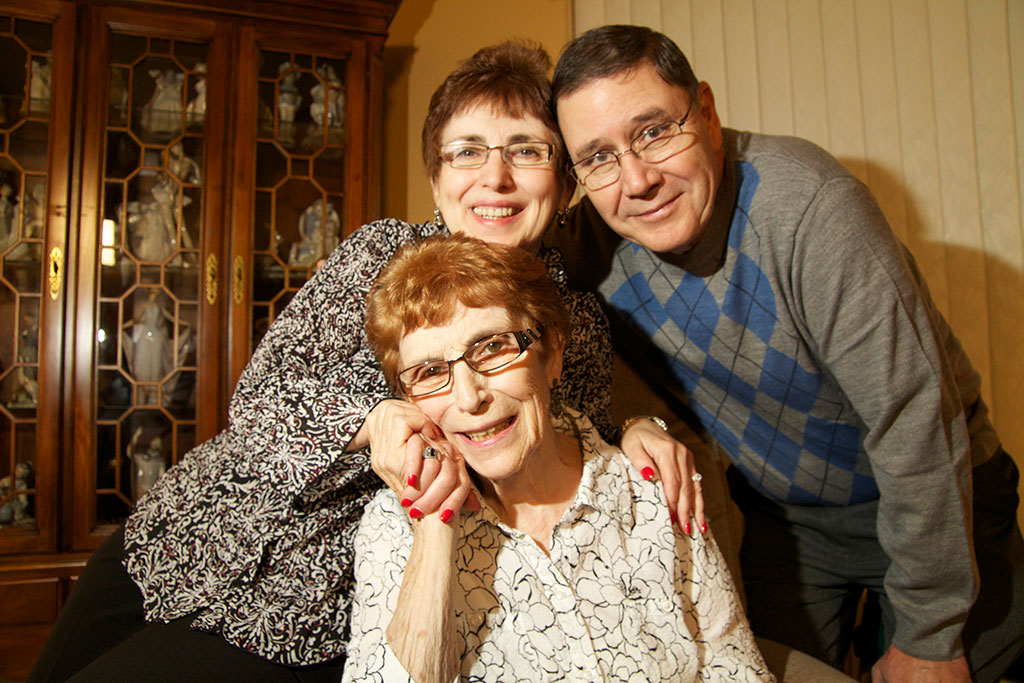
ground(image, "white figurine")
xmin=288 ymin=198 xmax=340 ymax=267
xmin=22 ymin=183 xmax=45 ymax=237
xmin=129 ymin=427 xmax=167 ymax=501
xmin=7 ymin=367 xmax=39 ymax=408
xmin=122 ymin=289 xmax=175 ymax=390
xmin=277 ymin=62 xmax=302 ymax=124
xmin=310 ymin=64 xmax=344 ymax=129
xmin=29 ymin=59 xmax=51 ymax=114
xmin=140 ymin=69 xmax=184 ymax=136
xmin=186 ymin=62 xmax=206 ymax=126
xmin=166 ymin=142 xmax=201 ymax=185
xmin=0 ymin=183 xmax=15 ymax=251
xmin=127 ymin=174 xmax=193 ymax=262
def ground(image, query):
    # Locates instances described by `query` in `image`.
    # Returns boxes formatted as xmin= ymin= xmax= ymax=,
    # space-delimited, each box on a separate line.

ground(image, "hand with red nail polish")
xmin=619 ymin=417 xmax=706 ymax=540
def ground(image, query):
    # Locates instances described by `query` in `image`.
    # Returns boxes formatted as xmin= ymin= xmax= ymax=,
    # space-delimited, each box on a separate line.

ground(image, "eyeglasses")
xmin=569 ymin=98 xmax=696 ymax=191
xmin=398 ymin=328 xmax=544 ymax=397
xmin=439 ymin=141 xmax=555 ymax=170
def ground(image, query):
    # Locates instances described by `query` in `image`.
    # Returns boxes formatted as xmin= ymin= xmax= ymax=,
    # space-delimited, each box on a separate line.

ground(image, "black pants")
xmin=731 ymin=449 xmax=1024 ymax=683
xmin=28 ymin=526 xmax=346 ymax=683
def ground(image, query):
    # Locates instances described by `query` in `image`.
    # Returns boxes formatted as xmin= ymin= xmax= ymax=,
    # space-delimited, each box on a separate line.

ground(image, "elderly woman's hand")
xmin=620 ymin=417 xmax=706 ymax=535
xmin=362 ymin=399 xmax=477 ymax=522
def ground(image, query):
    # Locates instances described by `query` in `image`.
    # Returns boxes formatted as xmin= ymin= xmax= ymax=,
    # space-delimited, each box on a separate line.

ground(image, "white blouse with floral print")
xmin=344 ymin=410 xmax=774 ymax=683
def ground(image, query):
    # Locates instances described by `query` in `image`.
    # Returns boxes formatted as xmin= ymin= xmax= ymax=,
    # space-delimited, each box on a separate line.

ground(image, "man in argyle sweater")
xmin=547 ymin=24 xmax=1024 ymax=683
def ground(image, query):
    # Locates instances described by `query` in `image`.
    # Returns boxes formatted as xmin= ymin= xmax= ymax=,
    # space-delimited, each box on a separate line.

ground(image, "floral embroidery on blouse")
xmin=344 ymin=410 xmax=774 ymax=682
xmin=122 ymin=218 xmax=614 ymax=665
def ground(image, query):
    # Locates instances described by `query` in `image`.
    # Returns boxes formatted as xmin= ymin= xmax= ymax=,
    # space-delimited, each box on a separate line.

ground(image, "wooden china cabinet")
xmin=0 ymin=0 xmax=399 ymax=677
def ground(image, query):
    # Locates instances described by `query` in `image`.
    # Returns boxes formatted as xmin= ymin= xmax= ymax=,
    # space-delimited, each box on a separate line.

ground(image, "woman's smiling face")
xmin=399 ymin=305 xmax=561 ymax=485
xmin=431 ymin=103 xmax=569 ymax=254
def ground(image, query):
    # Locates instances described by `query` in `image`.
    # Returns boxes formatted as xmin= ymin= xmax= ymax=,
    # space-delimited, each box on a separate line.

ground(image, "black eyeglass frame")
xmin=569 ymin=97 xmax=697 ymax=191
xmin=397 ymin=327 xmax=545 ymax=398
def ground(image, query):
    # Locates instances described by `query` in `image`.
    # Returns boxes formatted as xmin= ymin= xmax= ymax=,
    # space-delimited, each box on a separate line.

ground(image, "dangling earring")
xmin=433 ymin=208 xmax=445 ymax=228
xmin=555 ymin=207 xmax=569 ymax=228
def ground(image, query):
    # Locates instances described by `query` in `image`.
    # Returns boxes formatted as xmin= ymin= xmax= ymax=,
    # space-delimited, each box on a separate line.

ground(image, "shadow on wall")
xmin=838 ymin=157 xmax=1024 ymax=504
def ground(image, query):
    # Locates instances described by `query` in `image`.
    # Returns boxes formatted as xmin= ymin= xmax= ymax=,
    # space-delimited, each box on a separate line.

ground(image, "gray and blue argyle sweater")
xmin=553 ymin=129 xmax=997 ymax=509
xmin=549 ymin=127 xmax=1000 ymax=659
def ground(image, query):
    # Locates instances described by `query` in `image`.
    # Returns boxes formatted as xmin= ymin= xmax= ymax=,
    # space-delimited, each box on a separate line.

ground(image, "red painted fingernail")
xmin=684 ymin=522 xmax=692 ymax=535
xmin=440 ymin=509 xmax=454 ymax=524
xmin=407 ymin=474 xmax=418 ymax=487
xmin=400 ymin=498 xmax=412 ymax=508
xmin=641 ymin=467 xmax=655 ymax=481
xmin=409 ymin=507 xmax=423 ymax=519
xmin=701 ymin=522 xmax=707 ymax=534
xmin=670 ymin=511 xmax=678 ymax=526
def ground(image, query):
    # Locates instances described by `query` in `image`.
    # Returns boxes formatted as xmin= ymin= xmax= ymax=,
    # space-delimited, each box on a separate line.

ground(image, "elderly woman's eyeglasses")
xmin=569 ymin=98 xmax=696 ymax=191
xmin=398 ymin=328 xmax=544 ymax=397
xmin=440 ymin=141 xmax=554 ymax=170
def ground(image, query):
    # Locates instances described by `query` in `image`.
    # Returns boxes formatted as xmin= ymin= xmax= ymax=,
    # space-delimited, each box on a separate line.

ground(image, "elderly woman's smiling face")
xmin=431 ymin=104 xmax=570 ymax=254
xmin=399 ymin=304 xmax=562 ymax=485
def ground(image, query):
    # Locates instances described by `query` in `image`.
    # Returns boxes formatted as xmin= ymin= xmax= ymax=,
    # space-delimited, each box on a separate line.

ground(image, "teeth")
xmin=466 ymin=417 xmax=514 ymax=441
xmin=473 ymin=206 xmax=519 ymax=219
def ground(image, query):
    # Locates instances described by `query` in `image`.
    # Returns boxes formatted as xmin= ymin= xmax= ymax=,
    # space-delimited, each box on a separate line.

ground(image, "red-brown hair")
xmin=365 ymin=233 xmax=570 ymax=389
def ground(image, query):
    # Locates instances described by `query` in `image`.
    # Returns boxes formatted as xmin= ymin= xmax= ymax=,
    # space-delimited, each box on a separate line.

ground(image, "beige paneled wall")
xmin=573 ymin=0 xmax=1024 ymax=512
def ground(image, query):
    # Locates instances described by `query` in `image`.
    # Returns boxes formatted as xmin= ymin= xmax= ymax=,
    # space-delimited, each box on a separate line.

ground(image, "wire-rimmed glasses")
xmin=439 ymin=141 xmax=554 ymax=170
xmin=569 ymin=98 xmax=696 ymax=191
xmin=398 ymin=328 xmax=545 ymax=397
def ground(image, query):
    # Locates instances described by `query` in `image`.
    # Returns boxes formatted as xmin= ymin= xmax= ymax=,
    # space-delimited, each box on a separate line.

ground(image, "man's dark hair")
xmin=552 ymin=24 xmax=699 ymax=104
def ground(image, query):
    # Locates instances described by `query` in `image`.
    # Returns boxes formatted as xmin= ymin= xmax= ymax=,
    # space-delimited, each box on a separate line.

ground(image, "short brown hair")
xmin=421 ymin=40 xmax=565 ymax=181
xmin=365 ymin=233 xmax=570 ymax=389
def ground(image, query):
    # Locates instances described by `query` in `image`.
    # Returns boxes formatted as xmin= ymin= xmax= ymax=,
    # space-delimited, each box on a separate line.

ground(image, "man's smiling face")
xmin=557 ymin=63 xmax=725 ymax=255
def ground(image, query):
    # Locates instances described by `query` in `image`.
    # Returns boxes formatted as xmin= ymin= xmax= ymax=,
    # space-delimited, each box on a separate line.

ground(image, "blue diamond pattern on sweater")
xmin=703 ymin=355 xmax=757 ymax=408
xmin=760 ymin=348 xmax=821 ymax=413
xmin=802 ymin=416 xmax=862 ymax=471
xmin=664 ymin=271 xmax=720 ymax=352
xmin=743 ymin=413 xmax=801 ymax=480
xmin=609 ymin=272 xmax=666 ymax=338
xmin=724 ymin=252 xmax=777 ymax=345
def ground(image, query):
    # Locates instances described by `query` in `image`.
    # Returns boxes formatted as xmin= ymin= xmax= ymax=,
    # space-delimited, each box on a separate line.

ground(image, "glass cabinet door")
xmin=71 ymin=7 xmax=226 ymax=546
xmin=227 ymin=26 xmax=369 ymax=382
xmin=0 ymin=6 xmax=70 ymax=554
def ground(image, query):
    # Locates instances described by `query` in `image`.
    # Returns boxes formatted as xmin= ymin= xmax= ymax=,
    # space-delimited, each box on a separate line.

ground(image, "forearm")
xmin=386 ymin=515 xmax=459 ymax=683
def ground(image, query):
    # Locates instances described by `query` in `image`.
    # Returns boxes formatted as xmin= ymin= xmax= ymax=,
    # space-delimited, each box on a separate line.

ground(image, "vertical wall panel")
xmin=722 ymin=0 xmax=761 ymax=132
xmin=929 ymin=0 xmax=991 ymax=397
xmin=892 ymin=0 xmax=949 ymax=313
xmin=570 ymin=0 xmax=1024 ymax=522
xmin=820 ymin=0 xmax=867 ymax=182
xmin=787 ymin=0 xmax=830 ymax=145
xmin=754 ymin=1 xmax=795 ymax=135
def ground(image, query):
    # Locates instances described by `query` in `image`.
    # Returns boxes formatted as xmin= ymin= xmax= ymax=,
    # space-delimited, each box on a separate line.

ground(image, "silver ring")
xmin=422 ymin=446 xmax=439 ymax=460
xmin=691 ymin=472 xmax=702 ymax=483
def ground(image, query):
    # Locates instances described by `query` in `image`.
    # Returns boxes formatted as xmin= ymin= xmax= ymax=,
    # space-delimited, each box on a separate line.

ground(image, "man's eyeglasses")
xmin=440 ymin=141 xmax=554 ymax=170
xmin=569 ymin=98 xmax=696 ymax=191
xmin=398 ymin=328 xmax=544 ymax=397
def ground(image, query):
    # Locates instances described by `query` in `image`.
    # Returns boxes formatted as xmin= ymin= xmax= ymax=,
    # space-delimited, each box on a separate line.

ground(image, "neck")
xmin=479 ymin=429 xmax=582 ymax=552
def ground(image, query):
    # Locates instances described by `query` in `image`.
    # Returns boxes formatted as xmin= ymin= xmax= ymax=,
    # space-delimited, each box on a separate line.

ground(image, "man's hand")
xmin=871 ymin=645 xmax=970 ymax=683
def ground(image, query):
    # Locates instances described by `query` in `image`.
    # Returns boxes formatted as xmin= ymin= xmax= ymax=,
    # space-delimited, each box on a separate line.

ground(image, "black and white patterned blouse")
xmin=344 ymin=410 xmax=773 ymax=683
xmin=122 ymin=218 xmax=614 ymax=666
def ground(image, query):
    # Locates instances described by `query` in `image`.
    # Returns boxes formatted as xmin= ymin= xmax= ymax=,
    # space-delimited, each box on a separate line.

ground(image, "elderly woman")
xmin=345 ymin=233 xmax=770 ymax=682
xmin=30 ymin=42 xmax=702 ymax=682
